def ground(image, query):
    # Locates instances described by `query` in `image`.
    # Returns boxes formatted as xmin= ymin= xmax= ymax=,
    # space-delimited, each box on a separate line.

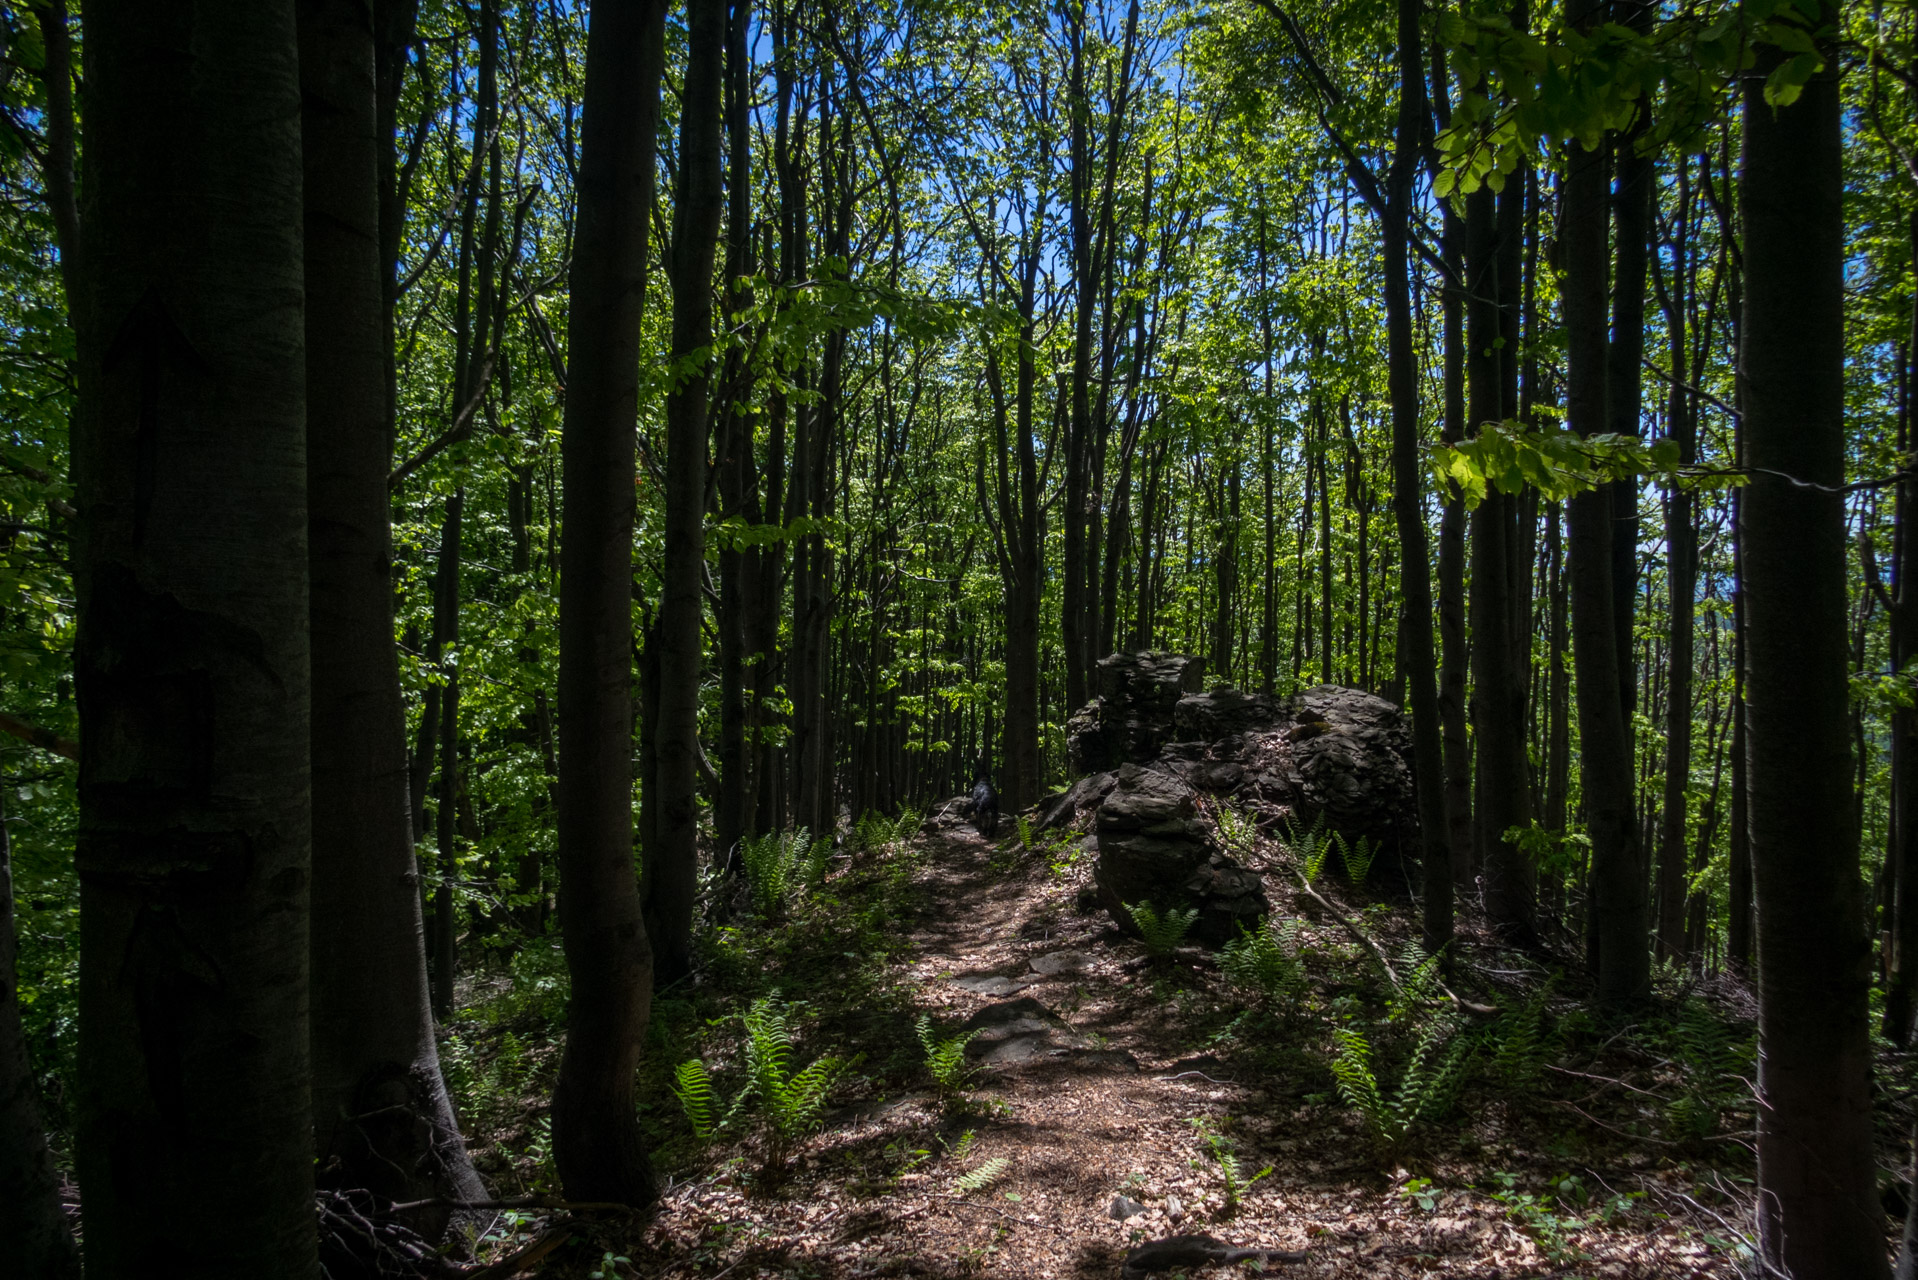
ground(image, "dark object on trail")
xmin=969 ymin=774 xmax=1000 ymax=837
xmin=1121 ymin=1234 xmax=1306 ymax=1276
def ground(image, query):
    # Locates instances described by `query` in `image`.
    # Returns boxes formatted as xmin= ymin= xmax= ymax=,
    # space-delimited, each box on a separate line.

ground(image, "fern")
xmin=673 ymin=1059 xmax=717 ymax=1139
xmin=947 ymin=1128 xmax=977 ymax=1163
xmin=1016 ymin=814 xmax=1036 ymax=851
xmin=1332 ymin=1018 xmax=1473 ymax=1148
xmin=1219 ymin=919 xmax=1304 ymax=1002
xmin=1665 ymin=1002 xmax=1751 ymax=1140
xmin=916 ymin=1014 xmax=980 ymax=1096
xmin=1289 ymin=818 xmax=1332 ymax=882
xmin=894 ymin=807 xmax=923 ymax=845
xmin=1214 ymin=802 xmax=1260 ymax=857
xmin=1126 ymin=900 xmax=1199 ymax=956
xmin=1489 ymin=981 xmax=1556 ymax=1089
xmin=802 ymin=832 xmax=836 ymax=886
xmin=1387 ymin=940 xmax=1444 ymax=1026
xmin=1335 ymin=832 xmax=1377 ymax=888
xmin=955 ymin=1157 xmax=1010 ymax=1193
xmin=1189 ymin=1119 xmax=1273 ymax=1211
xmin=741 ymin=996 xmax=843 ymax=1164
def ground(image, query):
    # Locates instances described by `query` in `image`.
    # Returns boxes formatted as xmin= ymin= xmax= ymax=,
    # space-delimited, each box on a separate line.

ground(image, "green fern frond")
xmin=673 ymin=1059 xmax=716 ymax=1139
xmin=955 ymin=1157 xmax=1010 ymax=1193
xmin=916 ymin=1013 xmax=980 ymax=1095
xmin=1220 ymin=920 xmax=1304 ymax=1002
xmin=1337 ymin=833 xmax=1377 ymax=887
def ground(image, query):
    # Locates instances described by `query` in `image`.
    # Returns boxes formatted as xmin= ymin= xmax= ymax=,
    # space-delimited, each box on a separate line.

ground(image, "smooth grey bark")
xmin=299 ymin=0 xmax=486 ymax=1224
xmin=1742 ymin=13 xmax=1888 ymax=1276
xmin=73 ymin=3 xmax=317 ymax=1275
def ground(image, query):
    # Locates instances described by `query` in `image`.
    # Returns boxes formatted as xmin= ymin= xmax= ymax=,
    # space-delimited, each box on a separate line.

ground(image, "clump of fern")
xmin=1127 ymin=900 xmax=1199 ymax=956
xmin=1386 ymin=940 xmax=1445 ymax=1027
xmin=741 ymin=826 xmax=835 ymax=915
xmin=1331 ymin=1017 xmax=1474 ymax=1151
xmin=1288 ymin=818 xmax=1334 ymax=882
xmin=1219 ymin=919 xmax=1304 ymax=1003
xmin=1488 ymin=980 xmax=1557 ymax=1090
xmin=916 ymin=1014 xmax=980 ymax=1098
xmin=1663 ymin=1002 xmax=1752 ymax=1141
xmin=1334 ymin=831 xmax=1376 ymax=888
xmin=853 ymin=807 xmax=922 ymax=856
xmin=741 ymin=996 xmax=845 ymax=1167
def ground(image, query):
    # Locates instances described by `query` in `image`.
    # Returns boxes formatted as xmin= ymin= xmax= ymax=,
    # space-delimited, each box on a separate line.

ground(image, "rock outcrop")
xmin=1066 ymin=651 xmax=1205 ymax=775
xmin=1091 ymin=763 xmax=1269 ymax=948
xmin=1054 ymin=653 xmax=1422 ymax=943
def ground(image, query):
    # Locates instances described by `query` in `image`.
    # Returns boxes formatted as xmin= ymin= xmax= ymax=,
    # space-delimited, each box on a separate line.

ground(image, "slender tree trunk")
xmin=1743 ymin=15 xmax=1887 ymax=1274
xmin=1382 ymin=0 xmax=1449 ymax=953
xmin=73 ymin=4 xmax=317 ymax=1272
xmin=1654 ymin=169 xmax=1696 ymax=964
xmin=553 ymin=0 xmax=667 ymax=1209
xmin=651 ymin=0 xmax=727 ymax=984
xmin=431 ymin=491 xmax=463 ymax=1023
xmin=1465 ymin=180 xmax=1533 ymax=940
xmin=714 ymin=0 xmax=754 ymax=870
xmin=300 ymin=0 xmax=485 ymax=1225
xmin=1436 ymin=204 xmax=1473 ymax=892
xmin=1564 ymin=129 xmax=1647 ymax=1003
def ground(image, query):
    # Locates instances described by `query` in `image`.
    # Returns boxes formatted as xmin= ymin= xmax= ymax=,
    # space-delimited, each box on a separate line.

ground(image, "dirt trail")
xmin=619 ymin=813 xmax=1729 ymax=1280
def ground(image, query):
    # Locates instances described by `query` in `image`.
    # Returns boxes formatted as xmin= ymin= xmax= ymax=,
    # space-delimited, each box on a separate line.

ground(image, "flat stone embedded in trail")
xmin=948 ymin=971 xmax=1040 ymax=997
xmin=1028 ymin=949 xmax=1093 ymax=976
xmin=960 ymin=996 xmax=1091 ymax=1063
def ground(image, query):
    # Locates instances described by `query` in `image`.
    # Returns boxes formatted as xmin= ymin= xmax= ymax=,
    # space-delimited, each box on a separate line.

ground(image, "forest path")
xmin=612 ymin=808 xmax=1725 ymax=1279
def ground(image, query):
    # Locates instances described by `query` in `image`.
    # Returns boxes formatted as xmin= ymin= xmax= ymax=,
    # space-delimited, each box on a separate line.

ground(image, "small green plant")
xmin=1487 ymin=1171 xmax=1600 ymax=1264
xmin=1187 ymin=1118 xmax=1272 ymax=1211
xmin=1399 ymin=1176 xmax=1441 ymax=1212
xmin=1214 ymin=801 xmax=1260 ymax=857
xmin=916 ymin=1013 xmax=981 ymax=1096
xmin=673 ymin=1058 xmax=718 ymax=1138
xmin=1016 ymin=814 xmax=1037 ymax=851
xmin=1126 ymin=900 xmax=1199 ymax=956
xmin=589 ymin=1250 xmax=632 ymax=1279
xmin=955 ymin=1156 xmax=1010 ymax=1193
xmin=947 ymin=1128 xmax=977 ymax=1162
xmin=1330 ymin=1017 xmax=1473 ymax=1149
xmin=1219 ymin=919 xmax=1304 ymax=1002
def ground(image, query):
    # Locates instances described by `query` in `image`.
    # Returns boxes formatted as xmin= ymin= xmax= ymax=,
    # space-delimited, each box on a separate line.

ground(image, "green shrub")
xmin=741 ymin=996 xmax=844 ymax=1165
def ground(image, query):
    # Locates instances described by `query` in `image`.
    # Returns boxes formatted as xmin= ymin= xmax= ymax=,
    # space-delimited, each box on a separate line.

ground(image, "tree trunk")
xmin=1381 ymin=0 xmax=1448 ymax=954
xmin=553 ymin=0 xmax=667 ymax=1209
xmin=73 ymin=4 xmax=317 ymax=1273
xmin=652 ymin=0 xmax=727 ymax=984
xmin=300 ymin=0 xmax=485 ymax=1225
xmin=1563 ymin=129 xmax=1648 ymax=1004
xmin=1436 ymin=204 xmax=1473 ymax=892
xmin=1742 ymin=16 xmax=1887 ymax=1274
xmin=0 ymin=792 xmax=78 ymax=1276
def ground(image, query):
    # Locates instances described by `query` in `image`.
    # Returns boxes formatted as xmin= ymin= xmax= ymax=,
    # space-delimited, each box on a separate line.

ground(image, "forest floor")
xmin=442 ymin=804 xmax=1845 ymax=1280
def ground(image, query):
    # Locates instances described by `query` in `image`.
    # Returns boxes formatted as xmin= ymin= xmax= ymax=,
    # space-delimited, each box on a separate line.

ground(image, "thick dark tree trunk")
xmin=553 ymin=0 xmax=667 ymax=1209
xmin=1742 ymin=16 xmax=1888 ymax=1275
xmin=299 ymin=0 xmax=485 ymax=1225
xmin=0 ymin=794 xmax=78 ymax=1276
xmin=1563 ymin=130 xmax=1648 ymax=1004
xmin=651 ymin=0 xmax=727 ymax=984
xmin=73 ymin=4 xmax=317 ymax=1273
